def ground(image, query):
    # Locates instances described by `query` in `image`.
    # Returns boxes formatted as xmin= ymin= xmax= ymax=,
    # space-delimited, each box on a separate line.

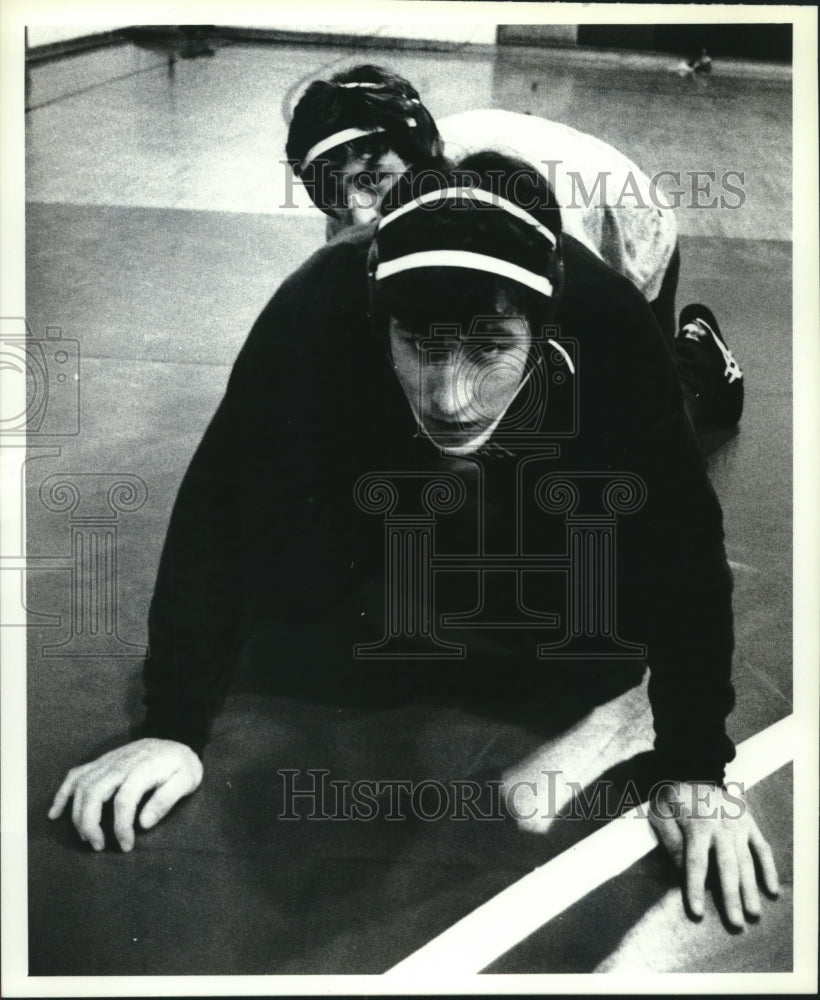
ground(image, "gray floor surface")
xmin=21 ymin=38 xmax=793 ymax=976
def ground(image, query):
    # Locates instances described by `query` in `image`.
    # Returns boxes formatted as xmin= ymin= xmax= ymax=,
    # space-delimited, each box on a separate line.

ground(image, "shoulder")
xmin=269 ymin=224 xmax=373 ymax=310
xmin=439 ymin=109 xmax=528 ymax=132
xmin=556 ymin=238 xmax=685 ymax=454
xmin=561 ymin=233 xmax=643 ymax=308
xmin=226 ymin=226 xmax=374 ymax=395
xmin=247 ymin=226 xmax=372 ymax=340
xmin=440 ymin=109 xmax=606 ymax=149
xmin=439 ymin=109 xmax=538 ymax=158
xmin=559 ymin=235 xmax=673 ymax=383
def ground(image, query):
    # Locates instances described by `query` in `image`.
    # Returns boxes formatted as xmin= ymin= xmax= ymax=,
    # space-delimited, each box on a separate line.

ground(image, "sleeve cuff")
xmin=132 ymin=713 xmax=209 ymax=758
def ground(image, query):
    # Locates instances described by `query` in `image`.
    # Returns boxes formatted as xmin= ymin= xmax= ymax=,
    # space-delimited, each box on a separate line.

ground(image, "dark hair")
xmin=370 ymin=150 xmax=564 ymax=335
xmin=286 ymin=64 xmax=443 ymax=216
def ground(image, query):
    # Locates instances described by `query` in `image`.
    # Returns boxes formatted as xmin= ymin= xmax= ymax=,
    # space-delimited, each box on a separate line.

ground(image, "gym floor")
xmin=23 ymin=36 xmax=793 ymax=978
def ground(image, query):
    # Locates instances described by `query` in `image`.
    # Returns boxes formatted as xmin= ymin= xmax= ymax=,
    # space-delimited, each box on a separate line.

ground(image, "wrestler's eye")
xmin=398 ymin=331 xmax=424 ymax=353
xmin=474 ymin=339 xmax=512 ymax=360
xmin=473 ymin=344 xmax=500 ymax=360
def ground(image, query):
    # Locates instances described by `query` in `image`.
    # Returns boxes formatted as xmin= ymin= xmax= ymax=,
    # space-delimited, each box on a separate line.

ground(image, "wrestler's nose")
xmin=344 ymin=181 xmax=379 ymax=226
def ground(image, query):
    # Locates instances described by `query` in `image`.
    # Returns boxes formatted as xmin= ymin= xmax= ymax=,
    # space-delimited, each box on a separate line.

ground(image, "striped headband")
xmin=378 ymin=187 xmax=557 ymax=247
xmin=300 ymin=118 xmax=418 ymax=171
xmin=374 ymin=250 xmax=554 ymax=298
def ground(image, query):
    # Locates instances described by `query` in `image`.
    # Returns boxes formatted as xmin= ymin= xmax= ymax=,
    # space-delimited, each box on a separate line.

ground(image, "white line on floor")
xmin=384 ymin=714 xmax=795 ymax=980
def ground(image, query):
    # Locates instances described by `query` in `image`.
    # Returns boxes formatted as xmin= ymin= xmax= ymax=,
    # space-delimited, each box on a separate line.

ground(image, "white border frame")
xmin=2 ymin=2 xmax=818 ymax=996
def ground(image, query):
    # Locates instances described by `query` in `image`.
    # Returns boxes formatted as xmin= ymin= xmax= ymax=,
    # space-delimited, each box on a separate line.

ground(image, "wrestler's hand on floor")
xmin=649 ymin=781 xmax=779 ymax=929
xmin=48 ymin=738 xmax=203 ymax=852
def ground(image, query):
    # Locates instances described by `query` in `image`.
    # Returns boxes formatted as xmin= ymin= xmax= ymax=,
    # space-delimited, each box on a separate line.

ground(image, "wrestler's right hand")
xmin=48 ymin=738 xmax=203 ymax=852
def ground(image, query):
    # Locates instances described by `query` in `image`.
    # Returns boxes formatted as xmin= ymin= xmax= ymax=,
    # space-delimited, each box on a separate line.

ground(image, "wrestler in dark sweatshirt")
xmin=50 ymin=154 xmax=777 ymax=930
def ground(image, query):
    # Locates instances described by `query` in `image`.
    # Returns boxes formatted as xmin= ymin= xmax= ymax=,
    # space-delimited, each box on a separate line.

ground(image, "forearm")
xmin=646 ymin=591 xmax=736 ymax=784
xmin=136 ymin=296 xmax=295 ymax=753
xmin=138 ymin=399 xmax=247 ymax=755
xmin=628 ymin=421 xmax=737 ymax=783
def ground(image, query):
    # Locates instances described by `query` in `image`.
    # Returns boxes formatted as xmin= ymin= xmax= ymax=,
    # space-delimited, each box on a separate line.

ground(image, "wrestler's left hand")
xmin=649 ymin=781 xmax=779 ymax=929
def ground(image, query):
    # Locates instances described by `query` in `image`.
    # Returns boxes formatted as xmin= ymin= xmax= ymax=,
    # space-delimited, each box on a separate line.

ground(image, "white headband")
xmin=301 ymin=126 xmax=385 ymax=170
xmin=378 ymin=186 xmax=557 ymax=247
xmin=375 ymin=250 xmax=554 ymax=298
xmin=300 ymin=118 xmax=418 ymax=171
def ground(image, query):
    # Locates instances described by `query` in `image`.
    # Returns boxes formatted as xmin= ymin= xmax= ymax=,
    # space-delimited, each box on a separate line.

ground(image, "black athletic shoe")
xmin=677 ymin=304 xmax=744 ymax=426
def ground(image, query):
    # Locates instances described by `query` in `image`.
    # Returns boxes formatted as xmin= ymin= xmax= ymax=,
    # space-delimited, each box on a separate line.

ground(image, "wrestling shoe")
xmin=677 ymin=304 xmax=744 ymax=427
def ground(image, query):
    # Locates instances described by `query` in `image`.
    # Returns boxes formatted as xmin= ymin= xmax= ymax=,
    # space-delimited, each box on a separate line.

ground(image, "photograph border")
xmin=2 ymin=1 xmax=818 ymax=995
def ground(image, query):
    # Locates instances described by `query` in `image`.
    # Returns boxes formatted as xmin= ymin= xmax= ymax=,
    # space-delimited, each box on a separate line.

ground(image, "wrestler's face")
xmin=332 ymin=150 xmax=408 ymax=230
xmin=388 ymin=303 xmax=532 ymax=455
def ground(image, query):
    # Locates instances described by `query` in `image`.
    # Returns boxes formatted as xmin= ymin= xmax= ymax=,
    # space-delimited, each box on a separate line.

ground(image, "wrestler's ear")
xmin=546 ymin=237 xmax=565 ymax=304
xmin=366 ymin=235 xmax=379 ymax=282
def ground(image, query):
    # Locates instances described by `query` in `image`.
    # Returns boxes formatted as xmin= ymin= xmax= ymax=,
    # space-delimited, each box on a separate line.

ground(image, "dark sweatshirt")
xmin=139 ymin=227 xmax=736 ymax=783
